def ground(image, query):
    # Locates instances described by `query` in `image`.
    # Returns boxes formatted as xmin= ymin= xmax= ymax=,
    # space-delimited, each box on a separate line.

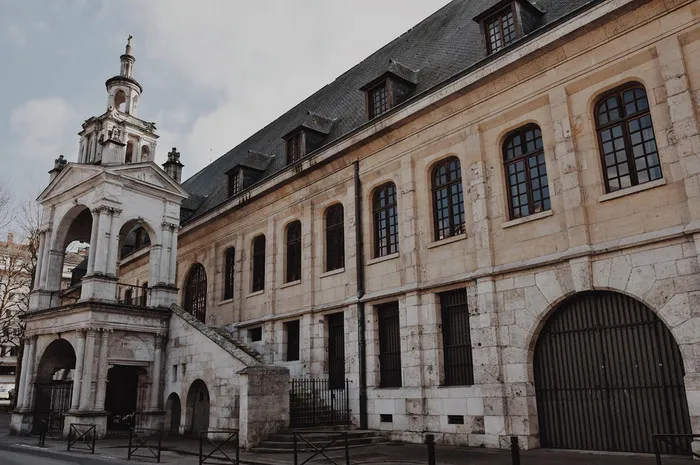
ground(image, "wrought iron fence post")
xmin=653 ymin=435 xmax=662 ymax=465
xmin=425 ymin=434 xmax=436 ymax=465
xmin=157 ymin=428 xmax=162 ymax=463
xmin=510 ymin=436 xmax=520 ymax=465
xmin=91 ymin=427 xmax=96 ymax=454
xmin=345 ymin=431 xmax=350 ymax=465
xmin=235 ymin=432 xmax=240 ymax=465
xmin=294 ymin=433 xmax=299 ymax=465
xmin=199 ymin=431 xmax=204 ymax=465
xmin=128 ymin=428 xmax=133 ymax=460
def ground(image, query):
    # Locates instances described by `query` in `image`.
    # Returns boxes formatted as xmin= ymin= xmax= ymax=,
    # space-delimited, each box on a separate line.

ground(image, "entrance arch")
xmin=34 ymin=339 xmax=76 ymax=434
xmin=105 ymin=366 xmax=146 ymax=431
xmin=534 ymin=291 xmax=691 ymax=454
xmin=165 ymin=392 xmax=182 ymax=434
xmin=186 ymin=379 xmax=210 ymax=435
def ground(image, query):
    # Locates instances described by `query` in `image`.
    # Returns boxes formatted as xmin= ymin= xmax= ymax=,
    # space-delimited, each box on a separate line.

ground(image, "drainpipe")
xmin=354 ymin=160 xmax=368 ymax=430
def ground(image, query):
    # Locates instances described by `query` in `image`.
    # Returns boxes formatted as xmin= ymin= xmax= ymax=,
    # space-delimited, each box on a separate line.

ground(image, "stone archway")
xmin=165 ymin=392 xmax=182 ymax=435
xmin=533 ymin=291 xmax=692 ymax=455
xmin=186 ymin=379 xmax=209 ymax=436
xmin=34 ymin=339 xmax=76 ymax=434
xmin=105 ymin=365 xmax=145 ymax=431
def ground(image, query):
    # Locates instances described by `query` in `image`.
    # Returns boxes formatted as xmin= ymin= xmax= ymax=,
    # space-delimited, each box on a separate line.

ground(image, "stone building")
xmin=11 ymin=0 xmax=700 ymax=457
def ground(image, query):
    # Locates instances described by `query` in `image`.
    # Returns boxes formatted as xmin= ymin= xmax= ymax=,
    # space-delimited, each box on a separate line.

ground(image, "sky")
xmin=0 ymin=0 xmax=451 ymax=236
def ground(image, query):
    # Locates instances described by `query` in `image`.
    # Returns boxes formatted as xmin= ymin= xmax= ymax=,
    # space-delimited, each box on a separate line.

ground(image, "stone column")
xmin=71 ymin=331 xmax=86 ymax=411
xmin=468 ymin=130 xmax=494 ymax=270
xmin=16 ymin=339 xmax=30 ymax=409
xmin=86 ymin=210 xmax=100 ymax=276
xmin=93 ymin=208 xmax=110 ymax=275
xmin=39 ymin=229 xmax=52 ymax=289
xmin=169 ymin=224 xmax=178 ymax=286
xmin=33 ymin=232 xmax=46 ymax=291
xmin=23 ymin=336 xmax=37 ymax=411
xmin=150 ymin=334 xmax=165 ymax=410
xmin=94 ymin=330 xmax=109 ymax=411
xmin=79 ymin=329 xmax=97 ymax=411
xmin=159 ymin=223 xmax=171 ymax=285
xmin=105 ymin=208 xmax=122 ymax=277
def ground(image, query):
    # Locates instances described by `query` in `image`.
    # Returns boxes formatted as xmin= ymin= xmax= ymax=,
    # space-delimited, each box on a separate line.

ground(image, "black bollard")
xmin=426 ymin=434 xmax=436 ymax=465
xmin=510 ymin=436 xmax=520 ymax=465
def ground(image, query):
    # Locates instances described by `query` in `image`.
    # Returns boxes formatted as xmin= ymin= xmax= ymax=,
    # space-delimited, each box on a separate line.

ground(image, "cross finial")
xmin=127 ymin=35 xmax=133 ymax=46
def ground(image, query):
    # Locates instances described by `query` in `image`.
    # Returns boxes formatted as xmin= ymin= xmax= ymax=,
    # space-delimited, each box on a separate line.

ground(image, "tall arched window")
xmin=286 ymin=221 xmax=302 ymax=283
xmin=223 ymin=247 xmax=235 ymax=300
xmin=252 ymin=235 xmax=266 ymax=292
xmin=503 ymin=125 xmax=550 ymax=219
xmin=125 ymin=141 xmax=134 ymax=164
xmin=184 ymin=263 xmax=207 ymax=323
xmin=373 ymin=183 xmax=399 ymax=257
xmin=432 ymin=157 xmax=465 ymax=240
xmin=595 ymin=84 xmax=661 ymax=193
xmin=325 ymin=204 xmax=345 ymax=272
xmin=141 ymin=145 xmax=151 ymax=162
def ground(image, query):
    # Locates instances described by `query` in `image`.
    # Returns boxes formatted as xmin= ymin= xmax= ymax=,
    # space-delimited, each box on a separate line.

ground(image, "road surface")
xmin=1 ymin=448 xmax=122 ymax=464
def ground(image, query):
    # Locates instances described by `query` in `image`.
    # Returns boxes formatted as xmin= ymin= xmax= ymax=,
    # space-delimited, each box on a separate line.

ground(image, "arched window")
xmin=223 ymin=247 xmax=235 ymax=300
xmin=115 ymin=90 xmax=126 ymax=112
xmin=141 ymin=145 xmax=151 ymax=162
xmin=325 ymin=205 xmax=345 ymax=272
xmin=252 ymin=235 xmax=265 ymax=292
xmin=595 ymin=84 xmax=661 ymax=193
xmin=503 ymin=126 xmax=550 ymax=219
xmin=373 ymin=183 xmax=399 ymax=257
xmin=184 ymin=263 xmax=207 ymax=323
xmin=125 ymin=141 xmax=134 ymax=164
xmin=432 ymin=157 xmax=465 ymax=239
xmin=286 ymin=221 xmax=302 ymax=283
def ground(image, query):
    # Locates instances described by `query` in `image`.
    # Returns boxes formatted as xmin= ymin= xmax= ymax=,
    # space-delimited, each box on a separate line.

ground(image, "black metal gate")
xmin=534 ymin=291 xmax=692 ymax=454
xmin=33 ymin=381 xmax=72 ymax=435
xmin=328 ymin=313 xmax=345 ymax=390
xmin=290 ymin=378 xmax=350 ymax=427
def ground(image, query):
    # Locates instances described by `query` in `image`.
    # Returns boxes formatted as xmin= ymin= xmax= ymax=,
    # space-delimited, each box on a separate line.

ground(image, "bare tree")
xmin=0 ymin=177 xmax=15 ymax=234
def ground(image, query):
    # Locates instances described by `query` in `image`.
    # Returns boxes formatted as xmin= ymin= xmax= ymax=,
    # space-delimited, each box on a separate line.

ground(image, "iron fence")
xmin=128 ymin=427 xmax=162 ymax=462
xmin=48 ymin=287 xmax=80 ymax=307
xmin=653 ymin=434 xmax=700 ymax=464
xmin=290 ymin=378 xmax=350 ymax=427
xmin=199 ymin=429 xmax=239 ymax=465
xmin=293 ymin=431 xmax=350 ymax=465
xmin=117 ymin=283 xmax=150 ymax=306
xmin=67 ymin=423 xmax=96 ymax=454
xmin=33 ymin=381 xmax=72 ymax=435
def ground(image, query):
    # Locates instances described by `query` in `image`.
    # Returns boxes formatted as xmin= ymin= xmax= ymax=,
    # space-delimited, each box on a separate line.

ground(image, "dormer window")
xmin=227 ymin=168 xmax=241 ymax=197
xmin=286 ymin=131 xmax=303 ymax=164
xmin=486 ymin=6 xmax=516 ymax=54
xmin=283 ymin=112 xmax=334 ymax=166
xmin=360 ymin=60 xmax=418 ymax=121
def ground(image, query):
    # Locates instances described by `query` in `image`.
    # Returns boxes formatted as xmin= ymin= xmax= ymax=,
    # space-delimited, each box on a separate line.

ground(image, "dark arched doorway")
xmin=165 ymin=392 xmax=182 ymax=435
xmin=534 ymin=291 xmax=691 ymax=454
xmin=34 ymin=339 xmax=76 ymax=434
xmin=186 ymin=379 xmax=209 ymax=435
xmin=105 ymin=366 xmax=145 ymax=431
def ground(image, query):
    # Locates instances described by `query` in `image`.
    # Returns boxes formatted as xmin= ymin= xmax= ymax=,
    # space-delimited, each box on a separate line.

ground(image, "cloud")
xmin=9 ymin=97 xmax=79 ymax=161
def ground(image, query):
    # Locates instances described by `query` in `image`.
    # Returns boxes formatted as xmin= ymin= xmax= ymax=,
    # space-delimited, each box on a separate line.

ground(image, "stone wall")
xmin=238 ymin=366 xmax=290 ymax=449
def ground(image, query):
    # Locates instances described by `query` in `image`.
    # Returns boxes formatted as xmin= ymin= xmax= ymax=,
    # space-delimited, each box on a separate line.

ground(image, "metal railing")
xmin=293 ymin=431 xmax=350 ymax=465
xmin=199 ymin=429 xmax=239 ymax=465
xmin=67 ymin=423 xmax=96 ymax=454
xmin=653 ymin=434 xmax=700 ymax=464
xmin=48 ymin=286 xmax=81 ymax=307
xmin=128 ymin=427 xmax=162 ymax=462
xmin=290 ymin=378 xmax=350 ymax=427
xmin=117 ymin=283 xmax=150 ymax=306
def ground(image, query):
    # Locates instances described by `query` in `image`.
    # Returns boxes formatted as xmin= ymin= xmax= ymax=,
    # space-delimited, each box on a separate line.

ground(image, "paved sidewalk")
xmin=0 ymin=432 xmax=695 ymax=465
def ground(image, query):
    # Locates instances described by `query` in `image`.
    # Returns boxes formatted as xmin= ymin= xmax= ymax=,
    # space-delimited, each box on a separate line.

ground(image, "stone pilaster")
xmin=79 ymin=329 xmax=97 ymax=411
xmin=71 ymin=330 xmax=86 ymax=411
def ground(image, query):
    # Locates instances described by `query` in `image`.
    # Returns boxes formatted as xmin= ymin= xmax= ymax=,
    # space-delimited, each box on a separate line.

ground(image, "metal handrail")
xmin=67 ymin=423 xmax=96 ymax=454
xmin=199 ymin=429 xmax=239 ymax=465
xmin=117 ymin=282 xmax=151 ymax=306
xmin=652 ymin=434 xmax=700 ymax=464
xmin=128 ymin=427 xmax=162 ymax=462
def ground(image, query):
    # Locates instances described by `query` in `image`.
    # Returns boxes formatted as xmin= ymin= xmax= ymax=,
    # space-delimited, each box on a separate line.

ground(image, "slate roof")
xmin=181 ymin=0 xmax=595 ymax=221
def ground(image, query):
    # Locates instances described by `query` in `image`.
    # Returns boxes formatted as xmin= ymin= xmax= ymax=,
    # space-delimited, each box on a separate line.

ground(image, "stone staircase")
xmin=253 ymin=427 xmax=388 ymax=453
xmin=211 ymin=326 xmax=264 ymax=364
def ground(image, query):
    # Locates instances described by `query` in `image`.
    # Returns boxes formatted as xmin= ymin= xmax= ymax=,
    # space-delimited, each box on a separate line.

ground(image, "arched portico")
xmin=165 ymin=393 xmax=182 ymax=435
xmin=32 ymin=339 xmax=77 ymax=435
xmin=185 ymin=379 xmax=210 ymax=436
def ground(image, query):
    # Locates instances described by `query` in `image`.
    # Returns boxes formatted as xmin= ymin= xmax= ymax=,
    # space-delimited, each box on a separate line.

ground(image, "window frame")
xmin=227 ymin=169 xmax=241 ymax=197
xmin=594 ymin=83 xmax=662 ymax=194
xmin=223 ymin=247 xmax=235 ymax=300
xmin=431 ymin=157 xmax=465 ymax=241
xmin=377 ymin=302 xmax=402 ymax=388
xmin=325 ymin=204 xmax=345 ymax=272
xmin=439 ymin=289 xmax=474 ymax=386
xmin=285 ymin=130 xmax=304 ymax=165
xmin=372 ymin=183 xmax=399 ymax=258
xmin=285 ymin=221 xmax=302 ymax=283
xmin=251 ymin=235 xmax=266 ymax=293
xmin=366 ymin=80 xmax=391 ymax=120
xmin=284 ymin=320 xmax=301 ymax=362
xmin=502 ymin=124 xmax=551 ymax=220
xmin=484 ymin=4 xmax=519 ymax=55
xmin=184 ymin=263 xmax=207 ymax=323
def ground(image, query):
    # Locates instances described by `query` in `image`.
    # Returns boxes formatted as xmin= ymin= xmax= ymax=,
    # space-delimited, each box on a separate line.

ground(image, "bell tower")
xmin=77 ymin=36 xmax=158 ymax=166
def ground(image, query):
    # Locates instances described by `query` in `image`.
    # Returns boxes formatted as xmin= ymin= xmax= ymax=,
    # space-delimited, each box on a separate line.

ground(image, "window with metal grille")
xmin=373 ymin=183 xmax=399 ymax=257
xmin=440 ymin=289 xmax=474 ymax=386
xmin=432 ymin=157 xmax=465 ymax=240
xmin=377 ymin=302 xmax=402 ymax=388
xmin=184 ymin=263 xmax=207 ymax=323
xmin=327 ymin=312 xmax=346 ymax=390
xmin=286 ymin=221 xmax=302 ymax=283
xmin=223 ymin=247 xmax=235 ymax=300
xmin=325 ymin=204 xmax=345 ymax=271
xmin=251 ymin=235 xmax=265 ymax=292
xmin=503 ymin=125 xmax=550 ymax=219
xmin=486 ymin=7 xmax=517 ymax=54
xmin=285 ymin=320 xmax=300 ymax=361
xmin=286 ymin=132 xmax=303 ymax=165
xmin=595 ymin=84 xmax=661 ymax=193
xmin=228 ymin=169 xmax=241 ymax=197
xmin=368 ymin=83 xmax=389 ymax=119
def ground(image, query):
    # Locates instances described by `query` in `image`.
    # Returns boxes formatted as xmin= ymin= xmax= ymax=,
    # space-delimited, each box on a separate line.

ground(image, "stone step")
xmin=254 ymin=429 xmax=387 ymax=454
xmin=268 ymin=430 xmax=379 ymax=441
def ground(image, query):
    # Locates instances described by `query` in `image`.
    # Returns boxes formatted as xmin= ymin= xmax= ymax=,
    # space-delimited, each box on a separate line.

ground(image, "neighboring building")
xmin=11 ymin=0 xmax=700 ymax=458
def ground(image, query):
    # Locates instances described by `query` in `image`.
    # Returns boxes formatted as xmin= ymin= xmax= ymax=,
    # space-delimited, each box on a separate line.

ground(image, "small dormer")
xmin=360 ymin=60 xmax=419 ymax=120
xmin=473 ymin=0 xmax=545 ymax=55
xmin=282 ymin=112 xmax=334 ymax=165
xmin=225 ymin=150 xmax=275 ymax=197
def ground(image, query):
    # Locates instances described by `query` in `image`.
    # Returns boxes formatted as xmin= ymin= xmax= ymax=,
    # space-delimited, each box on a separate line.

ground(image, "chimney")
xmin=49 ymin=154 xmax=68 ymax=181
xmin=6 ymin=232 xmax=13 ymax=245
xmin=162 ymin=147 xmax=184 ymax=183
